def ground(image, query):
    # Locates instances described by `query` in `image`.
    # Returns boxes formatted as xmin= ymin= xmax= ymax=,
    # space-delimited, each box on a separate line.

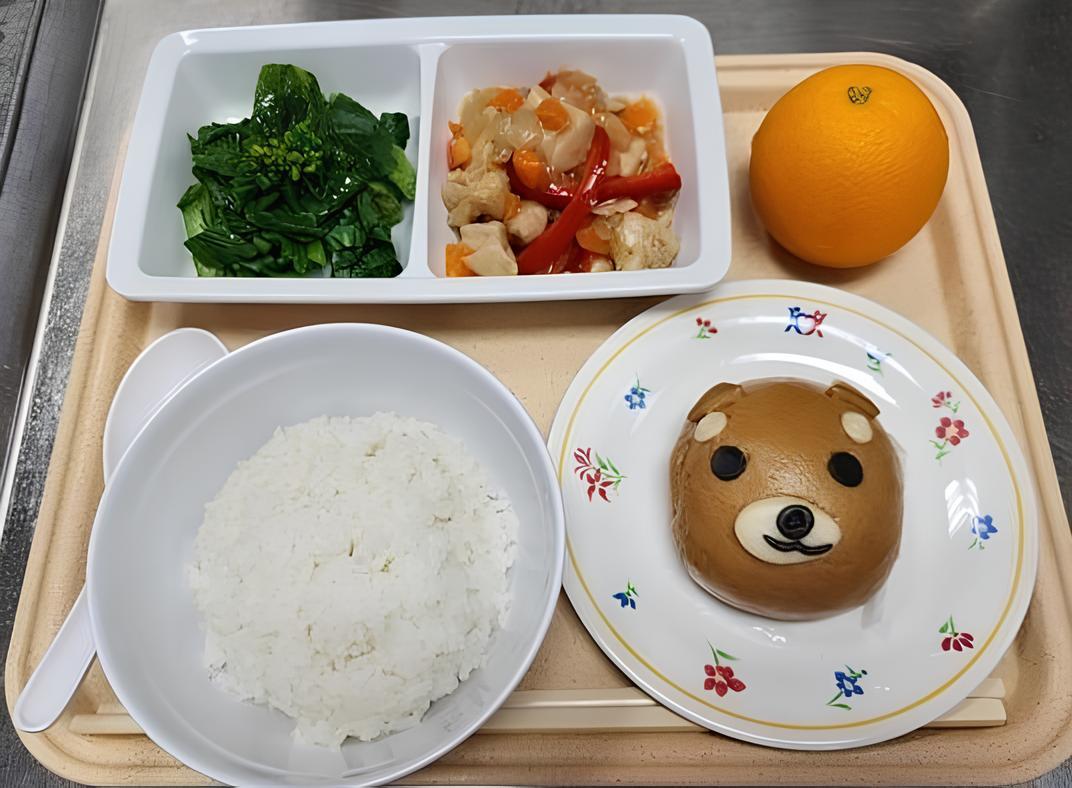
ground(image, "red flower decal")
xmin=934 ymin=417 xmax=969 ymax=444
xmin=939 ymin=616 xmax=974 ymax=652
xmin=932 ymin=390 xmax=961 ymax=413
xmin=931 ymin=415 xmax=970 ymax=461
xmin=702 ymin=643 xmax=746 ymax=696
xmin=573 ymin=448 xmax=625 ymax=502
xmin=694 ymin=317 xmax=717 ymax=339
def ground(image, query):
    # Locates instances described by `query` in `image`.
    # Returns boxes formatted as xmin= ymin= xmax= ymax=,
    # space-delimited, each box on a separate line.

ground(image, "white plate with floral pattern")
xmin=548 ymin=279 xmax=1038 ymax=750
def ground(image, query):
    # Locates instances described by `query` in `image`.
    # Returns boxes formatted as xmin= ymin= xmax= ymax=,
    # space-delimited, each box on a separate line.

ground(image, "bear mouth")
xmin=762 ymin=535 xmax=834 ymax=556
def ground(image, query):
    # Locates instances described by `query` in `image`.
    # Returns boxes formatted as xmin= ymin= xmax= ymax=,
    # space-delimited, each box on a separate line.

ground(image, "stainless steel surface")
xmin=1 ymin=1 xmax=1068 ymax=785
xmin=0 ymin=0 xmax=100 ymax=507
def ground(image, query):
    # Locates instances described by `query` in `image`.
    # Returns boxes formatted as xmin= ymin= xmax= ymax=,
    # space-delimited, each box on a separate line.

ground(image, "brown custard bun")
xmin=670 ymin=380 xmax=903 ymax=620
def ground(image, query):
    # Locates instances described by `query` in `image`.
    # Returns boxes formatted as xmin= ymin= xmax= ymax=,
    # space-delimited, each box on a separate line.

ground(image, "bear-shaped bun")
xmin=670 ymin=380 xmax=903 ymax=620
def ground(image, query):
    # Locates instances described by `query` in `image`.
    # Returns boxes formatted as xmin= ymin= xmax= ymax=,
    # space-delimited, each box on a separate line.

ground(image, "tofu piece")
xmin=609 ymin=212 xmax=680 ymax=271
xmin=529 ymin=84 xmax=595 ymax=174
xmin=442 ymin=166 xmax=510 ymax=227
xmin=545 ymin=101 xmax=595 ymax=173
xmin=505 ymin=200 xmax=549 ymax=245
xmin=459 ymin=221 xmax=518 ymax=276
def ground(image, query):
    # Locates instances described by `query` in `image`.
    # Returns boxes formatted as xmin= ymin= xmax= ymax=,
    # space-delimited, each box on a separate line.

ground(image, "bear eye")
xmin=711 ymin=445 xmax=747 ymax=481
xmin=828 ymin=452 xmax=863 ymax=487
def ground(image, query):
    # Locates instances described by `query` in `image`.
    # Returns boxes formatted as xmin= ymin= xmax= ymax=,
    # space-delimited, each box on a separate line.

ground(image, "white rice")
xmin=187 ymin=412 xmax=518 ymax=748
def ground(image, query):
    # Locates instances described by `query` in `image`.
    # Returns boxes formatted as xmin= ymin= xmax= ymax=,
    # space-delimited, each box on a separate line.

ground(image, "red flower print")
xmin=941 ymin=633 xmax=974 ymax=651
xmin=573 ymin=447 xmax=625 ymax=503
xmin=939 ymin=616 xmax=974 ymax=652
xmin=935 ymin=417 xmax=969 ymax=445
xmin=932 ymin=390 xmax=961 ymax=413
xmin=694 ymin=317 xmax=717 ymax=339
xmin=702 ymin=643 xmax=746 ymax=696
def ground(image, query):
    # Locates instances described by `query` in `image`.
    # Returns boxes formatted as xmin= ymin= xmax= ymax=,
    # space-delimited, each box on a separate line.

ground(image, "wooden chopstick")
xmin=68 ymin=680 xmax=1006 ymax=736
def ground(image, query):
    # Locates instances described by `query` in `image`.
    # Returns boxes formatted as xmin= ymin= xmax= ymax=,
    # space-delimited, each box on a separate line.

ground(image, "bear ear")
xmin=825 ymin=383 xmax=879 ymax=444
xmin=824 ymin=382 xmax=880 ymax=419
xmin=687 ymin=382 xmax=743 ymax=423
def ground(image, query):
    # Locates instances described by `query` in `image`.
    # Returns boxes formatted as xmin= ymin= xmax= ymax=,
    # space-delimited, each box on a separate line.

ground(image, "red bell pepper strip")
xmin=591 ymin=162 xmax=682 ymax=203
xmin=550 ymin=241 xmax=583 ymax=274
xmin=509 ymin=160 xmax=682 ymax=211
xmin=517 ymin=127 xmax=610 ymax=275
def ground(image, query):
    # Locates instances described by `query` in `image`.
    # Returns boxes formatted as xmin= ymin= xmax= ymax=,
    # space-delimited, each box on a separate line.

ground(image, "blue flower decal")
xmin=826 ymin=666 xmax=867 ymax=709
xmin=834 ymin=670 xmax=864 ymax=698
xmin=970 ymin=514 xmax=997 ymax=550
xmin=612 ymin=581 xmax=638 ymax=610
xmin=624 ymin=377 xmax=651 ymax=410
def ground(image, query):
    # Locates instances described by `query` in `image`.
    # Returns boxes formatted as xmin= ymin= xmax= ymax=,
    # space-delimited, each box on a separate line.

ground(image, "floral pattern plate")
xmin=548 ymin=280 xmax=1039 ymax=750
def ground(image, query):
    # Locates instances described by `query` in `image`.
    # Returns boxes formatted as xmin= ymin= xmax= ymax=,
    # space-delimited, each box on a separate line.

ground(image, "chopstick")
xmin=67 ymin=679 xmax=1006 ymax=736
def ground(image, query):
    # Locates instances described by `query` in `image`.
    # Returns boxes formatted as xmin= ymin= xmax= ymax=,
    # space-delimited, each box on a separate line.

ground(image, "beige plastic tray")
xmin=6 ymin=52 xmax=1072 ymax=786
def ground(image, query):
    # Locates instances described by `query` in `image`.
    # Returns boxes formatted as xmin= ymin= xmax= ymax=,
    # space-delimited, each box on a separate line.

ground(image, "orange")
xmin=749 ymin=64 xmax=949 ymax=268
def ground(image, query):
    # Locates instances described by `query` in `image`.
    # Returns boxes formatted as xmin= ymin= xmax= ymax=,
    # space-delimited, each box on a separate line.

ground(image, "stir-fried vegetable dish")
xmin=442 ymin=69 xmax=682 ymax=277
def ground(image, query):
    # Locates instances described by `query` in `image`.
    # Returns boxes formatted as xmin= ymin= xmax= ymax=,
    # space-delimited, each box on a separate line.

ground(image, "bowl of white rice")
xmin=86 ymin=324 xmax=564 ymax=786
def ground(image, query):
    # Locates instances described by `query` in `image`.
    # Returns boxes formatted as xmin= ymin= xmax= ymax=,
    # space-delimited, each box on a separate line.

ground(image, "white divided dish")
xmin=85 ymin=325 xmax=565 ymax=785
xmin=107 ymin=15 xmax=730 ymax=302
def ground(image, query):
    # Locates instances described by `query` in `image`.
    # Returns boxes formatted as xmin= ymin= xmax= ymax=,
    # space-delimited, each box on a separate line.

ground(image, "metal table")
xmin=0 ymin=1 xmax=1068 ymax=785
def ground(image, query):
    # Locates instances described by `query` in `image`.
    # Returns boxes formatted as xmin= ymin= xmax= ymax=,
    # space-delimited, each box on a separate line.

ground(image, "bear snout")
xmin=733 ymin=496 xmax=842 ymax=566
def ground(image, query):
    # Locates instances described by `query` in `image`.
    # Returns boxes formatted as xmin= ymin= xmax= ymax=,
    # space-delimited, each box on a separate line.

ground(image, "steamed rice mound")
xmin=188 ymin=412 xmax=518 ymax=747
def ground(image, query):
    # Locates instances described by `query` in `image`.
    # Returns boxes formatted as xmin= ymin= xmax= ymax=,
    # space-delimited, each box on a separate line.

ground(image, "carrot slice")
xmin=446 ymin=243 xmax=476 ymax=277
xmin=619 ymin=97 xmax=658 ymax=134
xmin=488 ymin=88 xmax=525 ymax=113
xmin=536 ymin=97 xmax=571 ymax=132
xmin=504 ymin=192 xmax=522 ymax=221
xmin=511 ymin=149 xmax=550 ymax=191
xmin=575 ymin=217 xmax=612 ymax=255
xmin=448 ymin=136 xmax=470 ymax=169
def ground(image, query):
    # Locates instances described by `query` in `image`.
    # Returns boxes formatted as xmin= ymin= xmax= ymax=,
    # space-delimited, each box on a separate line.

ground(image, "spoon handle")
xmin=12 ymin=587 xmax=94 ymax=732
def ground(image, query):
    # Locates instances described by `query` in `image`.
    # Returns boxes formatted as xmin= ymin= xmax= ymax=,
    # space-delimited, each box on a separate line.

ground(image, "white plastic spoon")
xmin=13 ymin=328 xmax=228 ymax=732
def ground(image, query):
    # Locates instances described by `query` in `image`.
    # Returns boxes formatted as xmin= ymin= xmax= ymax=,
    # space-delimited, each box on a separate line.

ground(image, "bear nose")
xmin=776 ymin=505 xmax=815 ymax=540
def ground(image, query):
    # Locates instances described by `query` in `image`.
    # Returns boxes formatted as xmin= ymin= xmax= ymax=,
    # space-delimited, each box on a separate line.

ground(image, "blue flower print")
xmin=834 ymin=670 xmax=864 ymax=698
xmin=826 ymin=666 xmax=868 ymax=709
xmin=612 ymin=581 xmax=638 ymax=610
xmin=624 ymin=377 xmax=651 ymax=411
xmin=969 ymin=514 xmax=997 ymax=550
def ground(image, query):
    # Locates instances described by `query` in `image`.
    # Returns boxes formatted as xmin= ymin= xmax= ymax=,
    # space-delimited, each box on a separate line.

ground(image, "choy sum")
xmin=178 ymin=64 xmax=415 ymax=278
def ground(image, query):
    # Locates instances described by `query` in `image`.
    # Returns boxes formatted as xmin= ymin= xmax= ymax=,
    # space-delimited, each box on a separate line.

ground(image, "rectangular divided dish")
xmin=106 ymin=15 xmax=731 ymax=302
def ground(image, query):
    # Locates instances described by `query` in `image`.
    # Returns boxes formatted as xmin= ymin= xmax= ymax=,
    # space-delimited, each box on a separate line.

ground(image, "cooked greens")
xmin=178 ymin=64 xmax=415 ymax=278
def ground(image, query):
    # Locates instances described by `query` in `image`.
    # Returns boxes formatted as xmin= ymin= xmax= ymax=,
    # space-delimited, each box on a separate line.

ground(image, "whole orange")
xmin=749 ymin=64 xmax=949 ymax=268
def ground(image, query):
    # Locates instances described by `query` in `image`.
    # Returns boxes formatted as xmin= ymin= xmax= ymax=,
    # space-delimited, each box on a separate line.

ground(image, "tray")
xmin=7 ymin=52 xmax=1072 ymax=786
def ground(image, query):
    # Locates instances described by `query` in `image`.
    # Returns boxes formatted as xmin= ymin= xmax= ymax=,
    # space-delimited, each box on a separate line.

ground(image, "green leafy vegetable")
xmin=178 ymin=64 xmax=414 ymax=278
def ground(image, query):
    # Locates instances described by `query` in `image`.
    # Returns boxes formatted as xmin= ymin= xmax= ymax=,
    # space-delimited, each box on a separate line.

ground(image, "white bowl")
xmin=106 ymin=15 xmax=730 ymax=302
xmin=85 ymin=324 xmax=565 ymax=785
